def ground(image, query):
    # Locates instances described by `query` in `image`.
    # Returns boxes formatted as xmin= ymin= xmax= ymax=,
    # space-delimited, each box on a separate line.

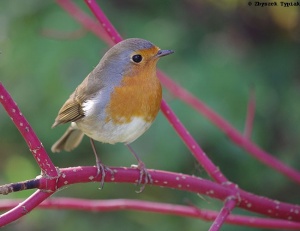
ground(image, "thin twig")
xmin=209 ymin=198 xmax=237 ymax=231
xmin=0 ymin=190 xmax=53 ymax=227
xmin=244 ymin=87 xmax=256 ymax=139
xmin=0 ymin=198 xmax=300 ymax=230
xmin=56 ymin=0 xmax=113 ymax=46
xmin=0 ymin=179 xmax=41 ymax=195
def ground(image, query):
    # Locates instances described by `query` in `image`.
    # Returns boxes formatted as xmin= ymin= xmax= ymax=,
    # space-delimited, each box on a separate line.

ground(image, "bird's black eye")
xmin=132 ymin=54 xmax=143 ymax=63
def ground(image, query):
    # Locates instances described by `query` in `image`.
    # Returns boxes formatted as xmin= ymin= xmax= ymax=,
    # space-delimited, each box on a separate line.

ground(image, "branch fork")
xmin=1 ymin=1 xmax=300 ymax=230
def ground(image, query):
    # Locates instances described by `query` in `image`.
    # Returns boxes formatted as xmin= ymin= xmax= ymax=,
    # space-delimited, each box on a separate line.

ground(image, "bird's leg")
xmin=90 ymin=138 xmax=113 ymax=189
xmin=126 ymin=144 xmax=153 ymax=193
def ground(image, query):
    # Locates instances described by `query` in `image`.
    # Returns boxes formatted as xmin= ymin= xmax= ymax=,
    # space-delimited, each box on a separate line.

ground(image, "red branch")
xmin=54 ymin=167 xmax=300 ymax=221
xmin=157 ymin=71 xmax=300 ymax=184
xmin=0 ymin=83 xmax=58 ymax=180
xmin=56 ymin=0 xmax=113 ymax=46
xmin=0 ymin=190 xmax=53 ymax=227
xmin=1 ymin=163 xmax=300 ymax=224
xmin=160 ymin=100 xmax=228 ymax=183
xmin=1 ymin=198 xmax=300 ymax=230
xmin=209 ymin=198 xmax=237 ymax=231
xmin=83 ymin=0 xmax=122 ymax=43
xmin=3 ymin=166 xmax=300 ymax=222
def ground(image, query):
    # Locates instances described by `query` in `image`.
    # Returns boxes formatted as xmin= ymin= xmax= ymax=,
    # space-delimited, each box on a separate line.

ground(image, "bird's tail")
xmin=51 ymin=123 xmax=84 ymax=153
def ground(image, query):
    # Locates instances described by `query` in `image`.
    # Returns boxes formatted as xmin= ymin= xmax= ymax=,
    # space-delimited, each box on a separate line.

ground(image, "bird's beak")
xmin=156 ymin=49 xmax=174 ymax=58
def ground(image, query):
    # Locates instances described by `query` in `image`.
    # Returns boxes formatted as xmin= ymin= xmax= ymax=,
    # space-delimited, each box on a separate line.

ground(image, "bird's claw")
xmin=132 ymin=162 xmax=153 ymax=193
xmin=96 ymin=161 xmax=114 ymax=190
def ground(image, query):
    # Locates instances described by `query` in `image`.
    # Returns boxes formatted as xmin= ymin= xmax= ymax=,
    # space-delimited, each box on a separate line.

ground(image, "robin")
xmin=51 ymin=38 xmax=174 ymax=192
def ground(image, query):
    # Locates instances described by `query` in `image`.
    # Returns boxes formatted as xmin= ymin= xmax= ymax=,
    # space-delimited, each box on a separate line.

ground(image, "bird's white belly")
xmin=76 ymin=117 xmax=152 ymax=144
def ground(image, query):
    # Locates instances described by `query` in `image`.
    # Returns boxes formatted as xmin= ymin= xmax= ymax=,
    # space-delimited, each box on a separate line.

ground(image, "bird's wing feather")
xmin=51 ymin=91 xmax=85 ymax=127
xmin=52 ymin=71 xmax=104 ymax=128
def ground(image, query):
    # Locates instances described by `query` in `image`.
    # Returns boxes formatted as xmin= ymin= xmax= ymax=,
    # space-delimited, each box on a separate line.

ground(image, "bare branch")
xmin=0 ymin=83 xmax=58 ymax=180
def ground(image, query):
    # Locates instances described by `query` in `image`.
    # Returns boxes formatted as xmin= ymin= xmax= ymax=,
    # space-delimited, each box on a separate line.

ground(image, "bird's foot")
xmin=131 ymin=161 xmax=153 ymax=193
xmin=96 ymin=161 xmax=114 ymax=190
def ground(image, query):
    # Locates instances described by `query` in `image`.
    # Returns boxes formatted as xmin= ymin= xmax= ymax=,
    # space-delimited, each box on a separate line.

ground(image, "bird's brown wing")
xmin=51 ymin=90 xmax=85 ymax=128
xmin=52 ymin=71 xmax=103 ymax=128
xmin=52 ymin=65 xmax=110 ymax=128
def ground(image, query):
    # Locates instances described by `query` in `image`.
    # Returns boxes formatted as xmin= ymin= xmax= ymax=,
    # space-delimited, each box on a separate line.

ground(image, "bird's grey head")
xmin=103 ymin=38 xmax=157 ymax=65
xmin=96 ymin=38 xmax=173 ymax=85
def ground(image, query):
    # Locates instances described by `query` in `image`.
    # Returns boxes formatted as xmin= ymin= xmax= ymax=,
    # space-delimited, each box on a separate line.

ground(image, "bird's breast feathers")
xmin=78 ymin=72 xmax=161 ymax=144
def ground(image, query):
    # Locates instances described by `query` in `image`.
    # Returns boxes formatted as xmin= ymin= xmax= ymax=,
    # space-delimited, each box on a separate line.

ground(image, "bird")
xmin=51 ymin=38 xmax=174 ymax=192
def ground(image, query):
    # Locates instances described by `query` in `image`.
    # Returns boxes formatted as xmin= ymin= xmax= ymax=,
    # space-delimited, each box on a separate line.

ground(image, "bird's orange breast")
xmin=105 ymin=62 xmax=162 ymax=124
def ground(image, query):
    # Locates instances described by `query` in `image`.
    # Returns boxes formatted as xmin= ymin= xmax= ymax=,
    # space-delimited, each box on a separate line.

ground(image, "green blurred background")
xmin=0 ymin=0 xmax=300 ymax=230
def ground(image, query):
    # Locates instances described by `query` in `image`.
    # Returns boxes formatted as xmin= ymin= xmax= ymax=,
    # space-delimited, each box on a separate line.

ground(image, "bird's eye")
xmin=132 ymin=54 xmax=143 ymax=63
